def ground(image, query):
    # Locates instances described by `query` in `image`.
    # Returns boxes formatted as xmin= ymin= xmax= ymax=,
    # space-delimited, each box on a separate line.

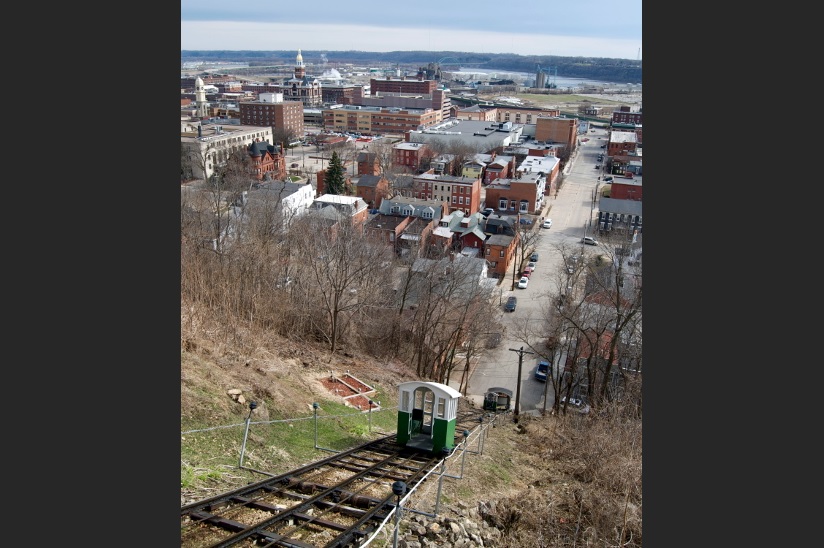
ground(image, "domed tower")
xmin=194 ymin=76 xmax=209 ymax=119
xmin=294 ymin=49 xmax=305 ymax=80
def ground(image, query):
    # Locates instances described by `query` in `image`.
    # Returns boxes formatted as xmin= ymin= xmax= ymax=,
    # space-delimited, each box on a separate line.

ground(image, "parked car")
xmin=534 ymin=361 xmax=550 ymax=382
xmin=594 ymin=164 xmax=601 ymax=169
xmin=521 ymin=267 xmax=533 ymax=278
xmin=530 ymin=252 xmax=539 ymax=262
xmin=541 ymin=218 xmax=553 ymax=229
xmin=504 ymin=296 xmax=517 ymax=312
xmin=527 ymin=261 xmax=537 ymax=270
xmin=517 ymin=276 xmax=529 ymax=289
xmin=582 ymin=236 xmax=598 ymax=246
xmin=482 ymin=207 xmax=495 ymax=217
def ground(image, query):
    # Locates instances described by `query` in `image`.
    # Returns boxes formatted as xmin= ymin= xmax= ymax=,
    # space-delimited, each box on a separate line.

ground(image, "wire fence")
xmin=181 ymin=405 xmax=400 ymax=436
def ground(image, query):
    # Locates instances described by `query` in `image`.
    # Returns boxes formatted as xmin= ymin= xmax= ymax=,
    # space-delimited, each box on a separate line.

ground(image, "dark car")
xmin=530 ymin=252 xmax=539 ymax=262
xmin=505 ymin=296 xmax=517 ymax=312
xmin=534 ymin=361 xmax=550 ymax=382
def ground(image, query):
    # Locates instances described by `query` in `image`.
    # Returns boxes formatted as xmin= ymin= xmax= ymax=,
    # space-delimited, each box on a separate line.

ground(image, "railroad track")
xmin=182 ymin=411 xmax=485 ymax=547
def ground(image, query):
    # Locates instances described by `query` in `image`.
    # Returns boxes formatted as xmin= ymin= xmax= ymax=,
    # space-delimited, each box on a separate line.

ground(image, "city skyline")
xmin=181 ymin=1 xmax=642 ymax=60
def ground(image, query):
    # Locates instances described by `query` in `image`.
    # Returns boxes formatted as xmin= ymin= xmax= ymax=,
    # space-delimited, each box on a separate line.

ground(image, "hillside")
xmin=181 ymin=328 xmax=642 ymax=546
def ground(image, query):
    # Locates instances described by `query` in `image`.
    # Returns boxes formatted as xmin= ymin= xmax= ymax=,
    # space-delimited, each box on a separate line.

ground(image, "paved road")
xmin=451 ymin=127 xmax=610 ymax=414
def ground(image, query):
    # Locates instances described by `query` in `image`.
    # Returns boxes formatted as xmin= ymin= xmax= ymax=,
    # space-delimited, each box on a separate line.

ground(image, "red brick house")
xmin=354 ymin=174 xmax=390 ymax=210
xmin=483 ymin=155 xmax=515 ymax=184
xmin=393 ymin=142 xmax=434 ymax=173
xmin=357 ymin=152 xmax=381 ymax=176
xmin=411 ymin=173 xmax=482 ymax=216
xmin=483 ymin=232 xmax=519 ymax=279
xmin=363 ymin=213 xmax=418 ymax=252
xmin=606 ymin=131 xmax=638 ymax=157
xmin=247 ymin=140 xmax=287 ymax=181
xmin=483 ymin=173 xmax=546 ymax=216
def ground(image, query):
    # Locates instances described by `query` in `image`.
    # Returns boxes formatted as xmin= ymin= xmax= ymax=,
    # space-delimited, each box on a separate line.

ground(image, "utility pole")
xmin=508 ymin=346 xmax=534 ymax=423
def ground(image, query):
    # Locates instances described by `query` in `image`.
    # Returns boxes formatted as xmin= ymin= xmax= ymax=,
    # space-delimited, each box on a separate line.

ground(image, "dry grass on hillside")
xmin=181 ymin=323 xmax=641 ymax=546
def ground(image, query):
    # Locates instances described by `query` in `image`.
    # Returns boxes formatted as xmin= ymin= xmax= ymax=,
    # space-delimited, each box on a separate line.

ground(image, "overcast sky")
xmin=181 ymin=1 xmax=642 ymax=60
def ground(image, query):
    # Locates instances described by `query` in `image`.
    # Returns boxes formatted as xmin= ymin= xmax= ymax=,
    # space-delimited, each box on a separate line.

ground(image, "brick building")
xmin=353 ymin=174 xmax=390 ymax=210
xmin=392 ymin=142 xmax=434 ymax=172
xmin=322 ymin=105 xmax=439 ymax=136
xmin=247 ymin=139 xmax=287 ymax=181
xmin=483 ymin=233 xmax=518 ymax=279
xmin=411 ymin=173 xmax=482 ymax=216
xmin=483 ymin=173 xmax=546 ymax=216
xmin=606 ymin=130 xmax=638 ymax=157
xmin=239 ymin=93 xmax=304 ymax=141
xmin=611 ymin=106 xmax=642 ymax=125
xmin=535 ymin=116 xmax=579 ymax=154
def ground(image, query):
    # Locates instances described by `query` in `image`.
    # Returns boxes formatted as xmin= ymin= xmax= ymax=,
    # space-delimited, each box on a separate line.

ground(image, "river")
xmin=450 ymin=68 xmax=641 ymax=91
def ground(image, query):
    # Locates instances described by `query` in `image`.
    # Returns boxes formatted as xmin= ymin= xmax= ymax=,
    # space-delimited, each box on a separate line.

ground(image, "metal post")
xmin=434 ymin=447 xmax=450 ymax=515
xmin=509 ymin=346 xmax=534 ymax=423
xmin=392 ymin=481 xmax=407 ymax=548
xmin=313 ymin=402 xmax=319 ymax=449
xmin=368 ymin=400 xmax=374 ymax=433
xmin=460 ymin=430 xmax=470 ymax=478
xmin=238 ymin=401 xmax=257 ymax=467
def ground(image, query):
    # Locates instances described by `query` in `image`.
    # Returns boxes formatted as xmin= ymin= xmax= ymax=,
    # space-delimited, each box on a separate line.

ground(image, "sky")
xmin=181 ymin=1 xmax=642 ymax=61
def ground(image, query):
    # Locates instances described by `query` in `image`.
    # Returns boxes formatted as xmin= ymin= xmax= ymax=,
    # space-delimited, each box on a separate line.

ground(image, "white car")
xmin=517 ymin=276 xmax=529 ymax=289
xmin=582 ymin=236 xmax=598 ymax=246
xmin=541 ymin=219 xmax=553 ymax=229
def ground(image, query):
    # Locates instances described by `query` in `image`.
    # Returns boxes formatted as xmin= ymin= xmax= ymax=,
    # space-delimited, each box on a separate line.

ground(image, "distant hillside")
xmin=180 ymin=50 xmax=642 ymax=84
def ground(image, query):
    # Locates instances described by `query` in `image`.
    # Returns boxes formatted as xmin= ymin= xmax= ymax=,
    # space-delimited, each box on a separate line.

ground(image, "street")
xmin=452 ymin=127 xmax=609 ymax=414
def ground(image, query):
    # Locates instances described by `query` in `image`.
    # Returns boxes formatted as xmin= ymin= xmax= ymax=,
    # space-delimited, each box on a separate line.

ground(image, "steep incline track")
xmin=182 ymin=412 xmax=484 ymax=547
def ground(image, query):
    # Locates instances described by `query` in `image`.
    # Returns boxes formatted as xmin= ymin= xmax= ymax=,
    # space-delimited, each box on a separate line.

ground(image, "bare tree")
xmin=509 ymin=222 xmax=541 ymax=290
xmin=397 ymin=255 xmax=494 ymax=381
xmin=290 ymin=214 xmax=395 ymax=354
xmin=548 ymin=236 xmax=642 ymax=409
xmin=271 ymin=127 xmax=298 ymax=153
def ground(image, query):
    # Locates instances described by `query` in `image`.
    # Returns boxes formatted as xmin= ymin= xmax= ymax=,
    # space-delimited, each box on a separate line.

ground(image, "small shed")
xmin=396 ymin=381 xmax=461 ymax=454
xmin=482 ymin=387 xmax=513 ymax=412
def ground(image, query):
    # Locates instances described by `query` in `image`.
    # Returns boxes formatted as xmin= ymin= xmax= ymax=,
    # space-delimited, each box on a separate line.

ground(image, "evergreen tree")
xmin=325 ymin=151 xmax=346 ymax=195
